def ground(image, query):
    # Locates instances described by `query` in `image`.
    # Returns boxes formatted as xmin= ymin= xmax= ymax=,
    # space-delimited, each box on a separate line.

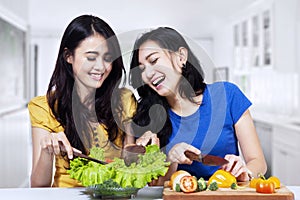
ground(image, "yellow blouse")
xmin=28 ymin=88 xmax=136 ymax=187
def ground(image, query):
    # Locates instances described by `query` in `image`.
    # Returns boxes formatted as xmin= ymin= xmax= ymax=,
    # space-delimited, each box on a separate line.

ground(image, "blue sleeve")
xmin=225 ymin=82 xmax=252 ymax=124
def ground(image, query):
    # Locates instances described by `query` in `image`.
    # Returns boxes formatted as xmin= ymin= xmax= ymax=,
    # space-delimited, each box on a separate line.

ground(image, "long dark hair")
xmin=47 ymin=15 xmax=125 ymax=154
xmin=129 ymin=27 xmax=206 ymax=148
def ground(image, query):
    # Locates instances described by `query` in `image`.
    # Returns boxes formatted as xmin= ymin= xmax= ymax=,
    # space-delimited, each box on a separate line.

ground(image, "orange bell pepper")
xmin=268 ymin=176 xmax=281 ymax=189
xmin=208 ymin=169 xmax=237 ymax=188
xmin=250 ymin=174 xmax=280 ymax=190
xmin=256 ymin=176 xmax=275 ymax=193
xmin=249 ymin=177 xmax=260 ymax=188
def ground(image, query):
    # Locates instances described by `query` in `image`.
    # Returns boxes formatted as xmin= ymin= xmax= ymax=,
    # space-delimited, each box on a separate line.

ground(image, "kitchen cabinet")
xmin=272 ymin=125 xmax=300 ymax=185
xmin=225 ymin=0 xmax=299 ymax=117
xmin=232 ymin=1 xmax=274 ymax=95
xmin=0 ymin=109 xmax=31 ymax=187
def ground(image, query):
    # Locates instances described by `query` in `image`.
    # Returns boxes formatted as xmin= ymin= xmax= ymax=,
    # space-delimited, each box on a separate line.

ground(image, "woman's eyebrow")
xmin=138 ymin=51 xmax=159 ymax=65
xmin=145 ymin=52 xmax=158 ymax=60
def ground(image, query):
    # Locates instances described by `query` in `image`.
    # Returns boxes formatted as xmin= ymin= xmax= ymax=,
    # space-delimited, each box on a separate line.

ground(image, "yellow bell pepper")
xmin=208 ymin=169 xmax=237 ymax=188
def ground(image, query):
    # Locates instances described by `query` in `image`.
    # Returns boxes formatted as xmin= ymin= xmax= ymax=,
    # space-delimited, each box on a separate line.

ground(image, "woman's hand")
xmin=136 ymin=131 xmax=160 ymax=147
xmin=31 ymin=128 xmax=82 ymax=187
xmin=168 ymin=142 xmax=201 ymax=165
xmin=221 ymin=154 xmax=249 ymax=182
xmin=40 ymin=131 xmax=81 ymax=159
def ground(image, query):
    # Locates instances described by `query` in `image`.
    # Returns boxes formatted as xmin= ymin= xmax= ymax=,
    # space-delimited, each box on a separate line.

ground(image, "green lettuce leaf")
xmin=67 ymin=144 xmax=170 ymax=188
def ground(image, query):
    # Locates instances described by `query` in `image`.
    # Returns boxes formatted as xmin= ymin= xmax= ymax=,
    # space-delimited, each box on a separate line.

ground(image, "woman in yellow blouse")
xmin=28 ymin=15 xmax=136 ymax=187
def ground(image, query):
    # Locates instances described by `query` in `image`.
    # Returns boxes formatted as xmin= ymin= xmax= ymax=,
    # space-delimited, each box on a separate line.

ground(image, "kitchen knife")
xmin=73 ymin=151 xmax=108 ymax=165
xmin=59 ymin=142 xmax=108 ymax=165
xmin=184 ymin=150 xmax=228 ymax=166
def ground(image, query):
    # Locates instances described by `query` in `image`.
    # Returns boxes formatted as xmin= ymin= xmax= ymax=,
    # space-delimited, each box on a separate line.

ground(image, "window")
xmin=0 ymin=16 xmax=28 ymax=113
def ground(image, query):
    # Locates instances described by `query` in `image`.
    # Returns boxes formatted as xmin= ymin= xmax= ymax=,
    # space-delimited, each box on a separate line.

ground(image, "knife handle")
xmin=184 ymin=150 xmax=202 ymax=161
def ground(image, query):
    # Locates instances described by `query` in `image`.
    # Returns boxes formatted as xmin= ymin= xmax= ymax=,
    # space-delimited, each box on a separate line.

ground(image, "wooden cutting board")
xmin=163 ymin=182 xmax=294 ymax=200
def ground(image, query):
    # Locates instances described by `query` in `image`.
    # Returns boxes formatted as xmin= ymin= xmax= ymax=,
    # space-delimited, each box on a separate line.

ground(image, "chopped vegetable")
xmin=231 ymin=182 xmax=238 ymax=190
xmin=208 ymin=169 xmax=237 ymax=188
xmin=169 ymin=170 xmax=191 ymax=191
xmin=256 ymin=174 xmax=275 ymax=194
xmin=249 ymin=177 xmax=259 ymax=188
xmin=268 ymin=176 xmax=281 ymax=189
xmin=250 ymin=173 xmax=280 ymax=190
xmin=197 ymin=177 xmax=207 ymax=191
xmin=89 ymin=146 xmax=105 ymax=160
xmin=86 ymin=179 xmax=139 ymax=197
xmin=207 ymin=181 xmax=219 ymax=191
xmin=175 ymin=183 xmax=181 ymax=192
xmin=94 ymin=179 xmax=121 ymax=189
xmin=179 ymin=175 xmax=198 ymax=193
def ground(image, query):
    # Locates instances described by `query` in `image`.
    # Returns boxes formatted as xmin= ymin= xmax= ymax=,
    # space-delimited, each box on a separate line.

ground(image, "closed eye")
xmin=103 ymin=53 xmax=113 ymax=62
xmin=150 ymin=58 xmax=158 ymax=65
xmin=87 ymin=57 xmax=96 ymax=61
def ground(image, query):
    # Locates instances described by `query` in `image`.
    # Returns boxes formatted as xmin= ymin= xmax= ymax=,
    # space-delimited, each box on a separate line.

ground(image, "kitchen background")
xmin=0 ymin=0 xmax=299 ymax=187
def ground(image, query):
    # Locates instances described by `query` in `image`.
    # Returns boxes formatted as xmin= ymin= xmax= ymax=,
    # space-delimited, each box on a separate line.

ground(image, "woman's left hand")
xmin=221 ymin=154 xmax=249 ymax=182
xmin=136 ymin=131 xmax=160 ymax=147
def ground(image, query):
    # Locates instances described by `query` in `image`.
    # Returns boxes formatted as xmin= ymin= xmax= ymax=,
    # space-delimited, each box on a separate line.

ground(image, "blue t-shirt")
xmin=166 ymin=82 xmax=252 ymax=180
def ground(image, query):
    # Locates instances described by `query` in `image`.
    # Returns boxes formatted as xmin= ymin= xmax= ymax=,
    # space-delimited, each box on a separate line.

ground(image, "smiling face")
xmin=66 ymin=33 xmax=113 ymax=97
xmin=138 ymin=40 xmax=184 ymax=98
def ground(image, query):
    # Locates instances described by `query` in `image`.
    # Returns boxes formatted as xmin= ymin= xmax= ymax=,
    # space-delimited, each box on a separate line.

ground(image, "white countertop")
xmin=251 ymin=109 xmax=300 ymax=131
xmin=0 ymin=186 xmax=163 ymax=200
xmin=0 ymin=186 xmax=299 ymax=200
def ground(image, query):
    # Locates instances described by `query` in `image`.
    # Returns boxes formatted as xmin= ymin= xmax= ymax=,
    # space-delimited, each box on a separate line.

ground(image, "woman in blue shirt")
xmin=129 ymin=27 xmax=267 ymax=184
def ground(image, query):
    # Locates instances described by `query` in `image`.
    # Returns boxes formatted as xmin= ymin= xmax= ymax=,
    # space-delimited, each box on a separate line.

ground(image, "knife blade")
xmin=73 ymin=151 xmax=108 ymax=165
xmin=59 ymin=142 xmax=108 ymax=165
xmin=184 ymin=150 xmax=228 ymax=166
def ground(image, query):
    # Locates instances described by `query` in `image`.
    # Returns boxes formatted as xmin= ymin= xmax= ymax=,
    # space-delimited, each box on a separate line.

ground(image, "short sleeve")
xmin=119 ymin=88 xmax=137 ymax=125
xmin=225 ymin=82 xmax=252 ymax=123
xmin=28 ymin=96 xmax=63 ymax=133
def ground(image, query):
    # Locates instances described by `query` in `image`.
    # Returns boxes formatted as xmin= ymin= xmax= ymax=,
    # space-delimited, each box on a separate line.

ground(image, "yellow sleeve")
xmin=119 ymin=88 xmax=137 ymax=125
xmin=28 ymin=96 xmax=63 ymax=133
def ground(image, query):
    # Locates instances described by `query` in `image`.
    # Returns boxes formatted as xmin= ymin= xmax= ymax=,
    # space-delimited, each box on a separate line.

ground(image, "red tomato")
xmin=179 ymin=175 xmax=198 ymax=193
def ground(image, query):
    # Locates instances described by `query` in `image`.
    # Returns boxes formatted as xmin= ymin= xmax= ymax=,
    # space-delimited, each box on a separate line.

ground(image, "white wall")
xmin=0 ymin=0 xmax=31 ymax=188
xmin=212 ymin=23 xmax=234 ymax=80
xmin=194 ymin=39 xmax=214 ymax=83
xmin=0 ymin=0 xmax=28 ymax=21
xmin=31 ymin=35 xmax=61 ymax=96
xmin=296 ymin=0 xmax=300 ymax=117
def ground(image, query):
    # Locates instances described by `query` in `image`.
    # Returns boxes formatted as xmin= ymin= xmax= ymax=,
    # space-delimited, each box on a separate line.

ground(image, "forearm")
xmin=31 ymin=150 xmax=54 ymax=187
xmin=246 ymin=157 xmax=267 ymax=178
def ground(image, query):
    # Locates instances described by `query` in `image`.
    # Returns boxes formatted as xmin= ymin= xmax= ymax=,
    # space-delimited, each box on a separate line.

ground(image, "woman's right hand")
xmin=40 ymin=131 xmax=80 ymax=159
xmin=168 ymin=142 xmax=201 ymax=165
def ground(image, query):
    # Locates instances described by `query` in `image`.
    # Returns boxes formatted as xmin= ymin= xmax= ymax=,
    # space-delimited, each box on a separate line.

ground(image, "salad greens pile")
xmin=67 ymin=145 xmax=170 ymax=188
